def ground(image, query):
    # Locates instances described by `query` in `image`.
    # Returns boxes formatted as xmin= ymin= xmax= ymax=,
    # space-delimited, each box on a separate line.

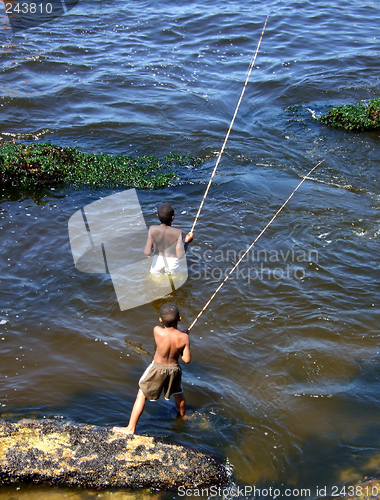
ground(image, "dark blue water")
xmin=1 ymin=1 xmax=380 ymax=498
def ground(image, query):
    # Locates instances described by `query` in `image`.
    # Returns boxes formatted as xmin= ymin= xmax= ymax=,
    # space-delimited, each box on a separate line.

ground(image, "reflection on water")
xmin=0 ymin=485 xmax=156 ymax=500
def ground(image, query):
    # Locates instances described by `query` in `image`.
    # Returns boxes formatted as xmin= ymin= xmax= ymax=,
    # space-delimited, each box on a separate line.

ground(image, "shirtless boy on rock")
xmin=113 ymin=303 xmax=191 ymax=435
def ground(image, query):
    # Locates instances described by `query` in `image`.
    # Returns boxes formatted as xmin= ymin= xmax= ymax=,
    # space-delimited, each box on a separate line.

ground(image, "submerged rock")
xmin=0 ymin=418 xmax=228 ymax=490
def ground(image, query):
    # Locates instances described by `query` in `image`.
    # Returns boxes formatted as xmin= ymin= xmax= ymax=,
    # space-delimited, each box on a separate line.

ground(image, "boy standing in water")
xmin=145 ymin=203 xmax=193 ymax=274
xmin=113 ymin=303 xmax=191 ymax=435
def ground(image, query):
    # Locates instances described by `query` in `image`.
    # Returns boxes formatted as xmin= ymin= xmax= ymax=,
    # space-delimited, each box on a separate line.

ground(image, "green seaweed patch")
xmin=0 ymin=142 xmax=201 ymax=189
xmin=318 ymin=98 xmax=380 ymax=131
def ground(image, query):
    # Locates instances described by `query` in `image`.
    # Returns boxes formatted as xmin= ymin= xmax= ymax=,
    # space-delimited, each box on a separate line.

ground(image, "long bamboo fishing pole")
xmin=187 ymin=159 xmax=324 ymax=332
xmin=189 ymin=16 xmax=269 ymax=235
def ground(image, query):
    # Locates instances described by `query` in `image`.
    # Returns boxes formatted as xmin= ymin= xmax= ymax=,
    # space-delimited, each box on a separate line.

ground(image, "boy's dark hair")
xmin=157 ymin=203 xmax=174 ymax=224
xmin=160 ymin=303 xmax=180 ymax=327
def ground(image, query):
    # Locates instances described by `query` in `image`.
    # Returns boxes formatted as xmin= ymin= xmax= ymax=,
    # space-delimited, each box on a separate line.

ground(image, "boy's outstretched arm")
xmin=176 ymin=230 xmax=185 ymax=259
xmin=181 ymin=336 xmax=191 ymax=364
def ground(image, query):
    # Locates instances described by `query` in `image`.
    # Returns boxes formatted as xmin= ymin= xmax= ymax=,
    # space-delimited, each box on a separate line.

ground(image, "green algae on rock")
xmin=0 ymin=418 xmax=228 ymax=490
xmin=0 ymin=142 xmax=200 ymax=189
xmin=318 ymin=98 xmax=380 ymax=131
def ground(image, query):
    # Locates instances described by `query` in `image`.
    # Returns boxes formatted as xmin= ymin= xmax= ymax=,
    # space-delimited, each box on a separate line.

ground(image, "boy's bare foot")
xmin=113 ymin=426 xmax=134 ymax=435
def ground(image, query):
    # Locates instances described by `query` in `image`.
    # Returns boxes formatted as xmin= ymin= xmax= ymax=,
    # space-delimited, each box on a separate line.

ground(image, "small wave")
xmin=0 ymin=129 xmax=54 ymax=141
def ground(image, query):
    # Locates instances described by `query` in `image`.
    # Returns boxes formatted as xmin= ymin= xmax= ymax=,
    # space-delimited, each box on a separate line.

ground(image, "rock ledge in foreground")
xmin=0 ymin=418 xmax=228 ymax=490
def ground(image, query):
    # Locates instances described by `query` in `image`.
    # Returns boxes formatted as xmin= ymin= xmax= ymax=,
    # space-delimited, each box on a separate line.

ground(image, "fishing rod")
xmin=187 ymin=159 xmax=324 ymax=332
xmin=189 ymin=15 xmax=269 ymax=235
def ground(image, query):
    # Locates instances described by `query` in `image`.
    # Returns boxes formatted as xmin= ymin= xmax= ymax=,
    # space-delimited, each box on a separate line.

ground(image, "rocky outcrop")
xmin=0 ymin=418 xmax=228 ymax=490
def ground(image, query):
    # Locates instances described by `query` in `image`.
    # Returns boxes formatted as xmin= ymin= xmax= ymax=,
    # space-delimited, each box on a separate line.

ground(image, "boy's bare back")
xmin=147 ymin=225 xmax=184 ymax=259
xmin=144 ymin=204 xmax=192 ymax=261
xmin=153 ymin=325 xmax=191 ymax=365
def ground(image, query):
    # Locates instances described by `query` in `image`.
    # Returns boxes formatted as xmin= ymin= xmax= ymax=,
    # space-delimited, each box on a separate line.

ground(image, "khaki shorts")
xmin=139 ymin=361 xmax=183 ymax=401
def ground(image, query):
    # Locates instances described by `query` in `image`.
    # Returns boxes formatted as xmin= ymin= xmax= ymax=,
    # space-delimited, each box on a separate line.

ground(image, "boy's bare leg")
xmin=113 ymin=390 xmax=146 ymax=435
xmin=174 ymin=392 xmax=186 ymax=417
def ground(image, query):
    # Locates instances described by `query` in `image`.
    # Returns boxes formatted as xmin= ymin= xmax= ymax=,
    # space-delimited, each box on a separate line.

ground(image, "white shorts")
xmin=150 ymin=255 xmax=180 ymax=275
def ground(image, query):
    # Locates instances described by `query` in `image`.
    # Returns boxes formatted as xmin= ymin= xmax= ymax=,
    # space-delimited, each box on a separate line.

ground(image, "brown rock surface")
xmin=0 ymin=418 xmax=228 ymax=490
